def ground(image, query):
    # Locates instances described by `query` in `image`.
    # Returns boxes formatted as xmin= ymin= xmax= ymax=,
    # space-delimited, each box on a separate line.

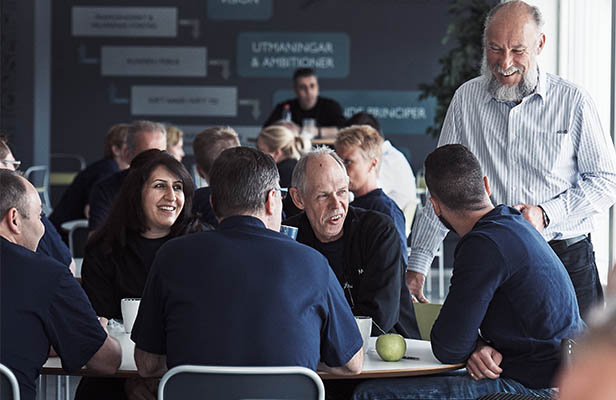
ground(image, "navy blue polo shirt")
xmin=132 ymin=216 xmax=362 ymax=370
xmin=0 ymin=237 xmax=107 ymax=400
xmin=192 ymin=187 xmax=218 ymax=228
xmin=37 ymin=215 xmax=72 ymax=267
xmin=431 ymin=205 xmax=584 ymax=389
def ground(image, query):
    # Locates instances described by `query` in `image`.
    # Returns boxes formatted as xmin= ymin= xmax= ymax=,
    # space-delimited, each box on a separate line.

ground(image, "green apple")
xmin=376 ymin=334 xmax=406 ymax=361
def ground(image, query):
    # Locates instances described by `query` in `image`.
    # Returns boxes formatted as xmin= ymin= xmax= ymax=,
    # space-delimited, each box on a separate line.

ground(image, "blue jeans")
xmin=351 ymin=370 xmax=554 ymax=400
xmin=550 ymin=237 xmax=602 ymax=320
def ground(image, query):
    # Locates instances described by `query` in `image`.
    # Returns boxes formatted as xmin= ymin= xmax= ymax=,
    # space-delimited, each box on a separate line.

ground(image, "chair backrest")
xmin=413 ymin=302 xmax=443 ymax=340
xmin=24 ymin=165 xmax=52 ymax=214
xmin=0 ymin=363 xmax=20 ymax=400
xmin=159 ymin=365 xmax=324 ymax=400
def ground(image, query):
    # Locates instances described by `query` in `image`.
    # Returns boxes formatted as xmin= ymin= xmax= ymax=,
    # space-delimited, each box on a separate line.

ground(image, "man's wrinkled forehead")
xmin=305 ymin=154 xmax=348 ymax=189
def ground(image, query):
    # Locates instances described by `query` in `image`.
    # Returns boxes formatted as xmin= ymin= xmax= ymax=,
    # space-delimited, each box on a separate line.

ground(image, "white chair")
xmin=159 ymin=365 xmax=325 ymax=400
xmin=0 ymin=362 xmax=20 ymax=400
xmin=24 ymin=165 xmax=51 ymax=214
xmin=60 ymin=219 xmax=89 ymax=258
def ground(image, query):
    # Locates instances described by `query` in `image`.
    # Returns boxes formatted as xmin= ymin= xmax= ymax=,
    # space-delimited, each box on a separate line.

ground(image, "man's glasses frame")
xmin=0 ymin=160 xmax=21 ymax=169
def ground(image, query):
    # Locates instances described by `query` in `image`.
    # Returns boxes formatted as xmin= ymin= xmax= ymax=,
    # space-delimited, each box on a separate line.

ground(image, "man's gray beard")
xmin=481 ymin=53 xmax=539 ymax=102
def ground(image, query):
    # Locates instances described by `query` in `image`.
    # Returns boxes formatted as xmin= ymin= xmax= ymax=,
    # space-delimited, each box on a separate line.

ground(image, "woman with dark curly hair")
xmin=76 ymin=149 xmax=197 ymax=400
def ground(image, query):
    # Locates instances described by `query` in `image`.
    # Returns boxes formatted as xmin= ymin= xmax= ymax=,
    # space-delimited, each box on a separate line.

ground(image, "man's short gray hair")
xmin=126 ymin=120 xmax=166 ymax=157
xmin=0 ymin=170 xmax=29 ymax=219
xmin=483 ymin=1 xmax=544 ymax=45
xmin=291 ymin=146 xmax=348 ymax=194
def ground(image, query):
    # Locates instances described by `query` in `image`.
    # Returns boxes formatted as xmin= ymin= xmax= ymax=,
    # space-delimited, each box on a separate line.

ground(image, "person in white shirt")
xmin=407 ymin=1 xmax=616 ymax=317
xmin=343 ymin=112 xmax=417 ymax=215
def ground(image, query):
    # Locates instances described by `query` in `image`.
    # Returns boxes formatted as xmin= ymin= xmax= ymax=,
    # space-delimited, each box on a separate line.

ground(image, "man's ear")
xmin=289 ymin=187 xmax=305 ymax=210
xmin=196 ymin=166 xmax=208 ymax=181
xmin=483 ymin=176 xmax=491 ymax=197
xmin=370 ymin=157 xmax=378 ymax=172
xmin=4 ymin=208 xmax=21 ymax=234
xmin=536 ymin=33 xmax=546 ymax=55
xmin=429 ymin=197 xmax=441 ymax=216
xmin=264 ymin=189 xmax=277 ymax=216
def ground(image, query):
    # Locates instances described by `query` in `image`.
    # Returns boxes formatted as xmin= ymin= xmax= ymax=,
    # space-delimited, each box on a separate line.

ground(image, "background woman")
xmin=257 ymin=125 xmax=308 ymax=217
xmin=165 ymin=124 xmax=185 ymax=162
xmin=76 ymin=149 xmax=196 ymax=400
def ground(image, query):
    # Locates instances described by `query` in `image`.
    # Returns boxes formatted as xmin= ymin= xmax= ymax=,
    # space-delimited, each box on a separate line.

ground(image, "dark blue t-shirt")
xmin=430 ymin=205 xmax=584 ymax=389
xmin=88 ymin=169 xmax=129 ymax=231
xmin=132 ymin=216 xmax=362 ymax=370
xmin=0 ymin=237 xmax=107 ymax=400
xmin=49 ymin=157 xmax=119 ymax=230
xmin=351 ymin=188 xmax=407 ymax=264
xmin=192 ymin=187 xmax=218 ymax=228
xmin=36 ymin=215 xmax=72 ymax=267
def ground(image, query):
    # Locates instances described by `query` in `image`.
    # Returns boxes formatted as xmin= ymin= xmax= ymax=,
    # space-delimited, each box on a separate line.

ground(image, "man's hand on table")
xmin=512 ymin=204 xmax=544 ymax=232
xmin=466 ymin=340 xmax=503 ymax=381
xmin=405 ymin=271 xmax=429 ymax=303
xmin=125 ymin=377 xmax=157 ymax=400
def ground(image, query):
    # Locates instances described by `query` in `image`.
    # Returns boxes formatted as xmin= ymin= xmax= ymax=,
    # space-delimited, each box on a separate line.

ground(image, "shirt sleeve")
xmin=88 ymin=181 xmax=110 ymax=231
xmin=540 ymin=91 xmax=616 ymax=226
xmin=354 ymin=217 xmax=404 ymax=333
xmin=430 ymin=234 xmax=507 ymax=364
xmin=320 ymin=269 xmax=363 ymax=367
xmin=408 ymin=93 xmax=461 ymax=275
xmin=131 ymin=252 xmax=167 ymax=355
xmin=262 ymin=103 xmax=284 ymax=128
xmin=45 ymin=268 xmax=108 ymax=373
xmin=36 ymin=216 xmax=72 ymax=267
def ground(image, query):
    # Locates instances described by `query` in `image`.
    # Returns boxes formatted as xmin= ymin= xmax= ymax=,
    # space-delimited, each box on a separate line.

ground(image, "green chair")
xmin=413 ymin=302 xmax=443 ymax=340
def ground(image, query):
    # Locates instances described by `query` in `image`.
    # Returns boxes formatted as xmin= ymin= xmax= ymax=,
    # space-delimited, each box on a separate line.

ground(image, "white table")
xmin=42 ymin=334 xmax=462 ymax=380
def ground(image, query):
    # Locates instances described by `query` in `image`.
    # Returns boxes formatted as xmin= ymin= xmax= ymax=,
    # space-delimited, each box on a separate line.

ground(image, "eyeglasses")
xmin=0 ymin=159 xmax=21 ymax=169
xmin=273 ymin=187 xmax=288 ymax=200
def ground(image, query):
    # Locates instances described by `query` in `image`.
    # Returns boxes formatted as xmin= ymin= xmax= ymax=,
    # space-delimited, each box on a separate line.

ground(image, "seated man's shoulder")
xmin=3 ymin=238 xmax=69 ymax=280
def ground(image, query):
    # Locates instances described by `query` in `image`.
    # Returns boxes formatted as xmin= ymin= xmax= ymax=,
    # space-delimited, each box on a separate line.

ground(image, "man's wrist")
xmin=538 ymin=205 xmax=550 ymax=228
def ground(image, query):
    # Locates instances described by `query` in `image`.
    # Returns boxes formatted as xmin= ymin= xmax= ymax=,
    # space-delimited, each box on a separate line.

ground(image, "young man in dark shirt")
xmin=352 ymin=144 xmax=584 ymax=399
xmin=263 ymin=68 xmax=345 ymax=135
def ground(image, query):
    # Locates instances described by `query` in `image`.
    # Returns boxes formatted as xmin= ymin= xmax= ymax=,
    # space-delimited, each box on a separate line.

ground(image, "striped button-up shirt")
xmin=408 ymin=68 xmax=616 ymax=276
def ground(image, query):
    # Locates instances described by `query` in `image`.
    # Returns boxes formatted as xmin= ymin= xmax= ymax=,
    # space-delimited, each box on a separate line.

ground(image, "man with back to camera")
xmin=132 ymin=146 xmax=363 ymax=378
xmin=88 ymin=120 xmax=167 ymax=231
xmin=263 ymin=68 xmax=346 ymax=137
xmin=284 ymin=147 xmax=420 ymax=340
xmin=352 ymin=144 xmax=584 ymax=399
xmin=191 ymin=126 xmax=241 ymax=228
xmin=0 ymin=170 xmax=121 ymax=400
xmin=406 ymin=1 xmax=616 ymax=317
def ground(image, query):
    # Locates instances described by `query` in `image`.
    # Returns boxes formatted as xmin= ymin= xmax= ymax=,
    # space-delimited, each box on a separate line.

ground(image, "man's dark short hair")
xmin=344 ymin=112 xmax=383 ymax=138
xmin=424 ymin=144 xmax=487 ymax=211
xmin=210 ymin=147 xmax=279 ymax=220
xmin=193 ymin=126 xmax=240 ymax=178
xmin=293 ymin=68 xmax=317 ymax=84
xmin=104 ymin=123 xmax=129 ymax=158
xmin=0 ymin=170 xmax=29 ymax=219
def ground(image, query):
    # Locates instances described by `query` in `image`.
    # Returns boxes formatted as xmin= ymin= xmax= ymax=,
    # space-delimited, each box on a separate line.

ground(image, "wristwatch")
xmin=538 ymin=205 xmax=550 ymax=228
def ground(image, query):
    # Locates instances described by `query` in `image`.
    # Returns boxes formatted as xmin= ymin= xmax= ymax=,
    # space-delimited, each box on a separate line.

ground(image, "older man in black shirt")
xmin=285 ymin=147 xmax=420 ymax=339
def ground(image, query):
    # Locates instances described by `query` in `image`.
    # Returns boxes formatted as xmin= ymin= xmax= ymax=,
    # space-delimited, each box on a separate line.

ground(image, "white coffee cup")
xmin=354 ymin=316 xmax=373 ymax=354
xmin=121 ymin=298 xmax=141 ymax=333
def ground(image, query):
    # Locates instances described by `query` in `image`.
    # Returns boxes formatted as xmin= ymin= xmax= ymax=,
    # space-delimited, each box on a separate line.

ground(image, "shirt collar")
xmin=218 ymin=215 xmax=267 ymax=231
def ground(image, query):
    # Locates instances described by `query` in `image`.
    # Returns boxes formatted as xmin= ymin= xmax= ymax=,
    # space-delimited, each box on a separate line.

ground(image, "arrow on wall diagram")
xmin=78 ymin=44 xmax=100 ymax=64
xmin=239 ymin=99 xmax=261 ymax=120
xmin=208 ymin=59 xmax=230 ymax=79
xmin=178 ymin=18 xmax=200 ymax=39
xmin=108 ymin=84 xmax=129 ymax=104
